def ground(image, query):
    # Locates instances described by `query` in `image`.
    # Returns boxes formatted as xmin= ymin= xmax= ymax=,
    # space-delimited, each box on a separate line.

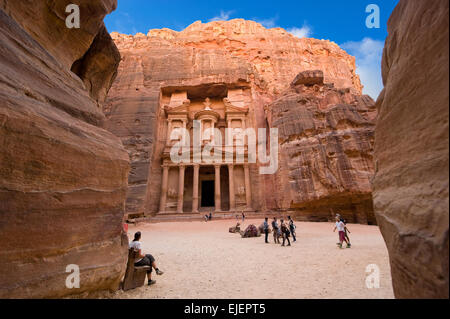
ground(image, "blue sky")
xmin=105 ymin=0 xmax=399 ymax=99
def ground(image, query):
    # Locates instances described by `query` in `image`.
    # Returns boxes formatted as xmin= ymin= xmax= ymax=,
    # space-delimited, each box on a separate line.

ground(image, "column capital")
xmin=227 ymin=163 xmax=234 ymax=169
xmin=214 ymin=164 xmax=222 ymax=169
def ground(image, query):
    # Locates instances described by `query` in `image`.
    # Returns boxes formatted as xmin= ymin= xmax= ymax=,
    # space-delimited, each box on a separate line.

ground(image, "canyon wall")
xmin=373 ymin=0 xmax=449 ymax=298
xmin=105 ymin=19 xmax=376 ymax=221
xmin=0 ymin=0 xmax=129 ymax=298
xmin=269 ymin=71 xmax=377 ymax=224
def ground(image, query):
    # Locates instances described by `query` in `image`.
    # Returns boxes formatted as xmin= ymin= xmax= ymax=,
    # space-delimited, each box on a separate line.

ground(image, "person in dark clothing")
xmin=280 ymin=220 xmax=291 ymax=246
xmin=271 ymin=217 xmax=280 ymax=244
xmin=209 ymin=212 xmax=213 ymax=221
xmin=263 ymin=217 xmax=270 ymax=243
xmin=129 ymin=232 xmax=164 ymax=286
xmin=288 ymin=216 xmax=297 ymax=242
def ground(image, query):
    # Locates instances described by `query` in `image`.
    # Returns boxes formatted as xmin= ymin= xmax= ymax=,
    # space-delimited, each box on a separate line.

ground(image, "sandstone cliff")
xmin=269 ymin=71 xmax=377 ymax=224
xmin=0 ymin=1 xmax=129 ymax=298
xmin=105 ymin=19 xmax=371 ymax=219
xmin=373 ymin=0 xmax=449 ymax=298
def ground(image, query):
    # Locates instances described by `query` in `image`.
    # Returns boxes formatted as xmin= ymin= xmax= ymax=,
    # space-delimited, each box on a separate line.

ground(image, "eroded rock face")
xmin=0 ymin=1 xmax=129 ymax=298
xmin=373 ymin=0 xmax=449 ymax=298
xmin=105 ymin=20 xmax=366 ymax=217
xmin=269 ymin=71 xmax=377 ymax=224
xmin=0 ymin=0 xmax=119 ymax=104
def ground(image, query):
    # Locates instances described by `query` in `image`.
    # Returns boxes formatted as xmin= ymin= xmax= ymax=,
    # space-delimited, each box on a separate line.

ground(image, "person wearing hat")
xmin=129 ymin=231 xmax=164 ymax=286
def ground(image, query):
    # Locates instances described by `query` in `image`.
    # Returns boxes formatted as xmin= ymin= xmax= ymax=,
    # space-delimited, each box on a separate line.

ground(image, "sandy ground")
xmin=113 ymin=219 xmax=394 ymax=299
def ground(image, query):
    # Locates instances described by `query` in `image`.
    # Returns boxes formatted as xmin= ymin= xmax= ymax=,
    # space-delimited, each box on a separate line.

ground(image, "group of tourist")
xmin=261 ymin=214 xmax=352 ymax=249
xmin=262 ymin=216 xmax=297 ymax=246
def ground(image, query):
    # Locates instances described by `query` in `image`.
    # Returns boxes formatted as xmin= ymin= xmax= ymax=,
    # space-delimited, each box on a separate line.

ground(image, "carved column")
xmin=214 ymin=164 xmax=221 ymax=212
xmin=227 ymin=120 xmax=233 ymax=147
xmin=182 ymin=120 xmax=187 ymax=145
xmin=192 ymin=164 xmax=200 ymax=213
xmin=159 ymin=165 xmax=169 ymax=213
xmin=244 ymin=164 xmax=253 ymax=211
xmin=166 ymin=119 xmax=172 ymax=143
xmin=228 ymin=164 xmax=236 ymax=211
xmin=177 ymin=165 xmax=185 ymax=214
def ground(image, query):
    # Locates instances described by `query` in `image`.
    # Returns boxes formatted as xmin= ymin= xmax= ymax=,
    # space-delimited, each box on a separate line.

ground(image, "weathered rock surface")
xmin=0 ymin=0 xmax=119 ymax=104
xmin=373 ymin=0 xmax=449 ymax=298
xmin=105 ymin=20 xmax=366 ymax=217
xmin=0 ymin=1 xmax=129 ymax=298
xmin=269 ymin=71 xmax=377 ymax=224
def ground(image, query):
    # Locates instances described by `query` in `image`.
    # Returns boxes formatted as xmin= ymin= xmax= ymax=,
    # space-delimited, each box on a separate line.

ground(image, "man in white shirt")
xmin=333 ymin=216 xmax=350 ymax=249
xmin=129 ymin=232 xmax=164 ymax=286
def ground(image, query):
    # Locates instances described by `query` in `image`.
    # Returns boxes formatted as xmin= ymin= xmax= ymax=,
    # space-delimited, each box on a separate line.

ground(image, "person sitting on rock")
xmin=129 ymin=231 xmax=164 ymax=286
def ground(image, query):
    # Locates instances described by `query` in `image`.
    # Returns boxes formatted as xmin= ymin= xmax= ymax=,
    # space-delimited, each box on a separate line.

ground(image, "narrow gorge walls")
xmin=0 ymin=0 xmax=129 ymax=298
xmin=373 ymin=0 xmax=449 ymax=298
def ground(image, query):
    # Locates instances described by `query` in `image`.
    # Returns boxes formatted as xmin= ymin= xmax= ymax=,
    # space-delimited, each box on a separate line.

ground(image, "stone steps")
xmin=127 ymin=211 xmax=294 ymax=224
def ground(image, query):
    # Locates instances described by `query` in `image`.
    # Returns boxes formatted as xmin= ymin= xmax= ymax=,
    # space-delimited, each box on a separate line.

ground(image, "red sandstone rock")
xmin=105 ymin=20 xmax=366 ymax=218
xmin=291 ymin=70 xmax=324 ymax=87
xmin=0 ymin=1 xmax=129 ymax=298
xmin=270 ymin=71 xmax=377 ymax=224
xmin=373 ymin=0 xmax=449 ymax=298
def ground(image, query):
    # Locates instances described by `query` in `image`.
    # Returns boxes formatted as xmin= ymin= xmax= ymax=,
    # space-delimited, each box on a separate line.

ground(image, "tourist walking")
xmin=263 ymin=217 xmax=270 ymax=243
xmin=280 ymin=220 xmax=291 ymax=246
xmin=288 ymin=216 xmax=297 ymax=242
xmin=242 ymin=212 xmax=246 ymax=222
xmin=333 ymin=216 xmax=350 ymax=249
xmin=336 ymin=214 xmax=351 ymax=247
xmin=129 ymin=232 xmax=164 ymax=286
xmin=271 ymin=217 xmax=280 ymax=244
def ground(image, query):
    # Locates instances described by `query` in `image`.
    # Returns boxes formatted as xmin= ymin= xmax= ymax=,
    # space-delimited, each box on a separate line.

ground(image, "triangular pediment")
xmin=224 ymin=99 xmax=249 ymax=114
xmin=165 ymin=102 xmax=190 ymax=115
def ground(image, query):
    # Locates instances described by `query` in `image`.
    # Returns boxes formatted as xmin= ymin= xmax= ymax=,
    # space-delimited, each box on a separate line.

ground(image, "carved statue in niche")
xmin=203 ymin=97 xmax=212 ymax=110
xmin=167 ymin=188 xmax=178 ymax=199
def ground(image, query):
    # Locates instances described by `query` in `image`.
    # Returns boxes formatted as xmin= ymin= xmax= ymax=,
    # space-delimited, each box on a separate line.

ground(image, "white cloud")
xmin=341 ymin=37 xmax=384 ymax=99
xmin=209 ymin=10 xmax=234 ymax=22
xmin=287 ymin=25 xmax=312 ymax=38
xmin=254 ymin=17 xmax=278 ymax=28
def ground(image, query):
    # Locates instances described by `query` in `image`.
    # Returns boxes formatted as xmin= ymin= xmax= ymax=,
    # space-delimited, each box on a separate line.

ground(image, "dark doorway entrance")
xmin=201 ymin=181 xmax=215 ymax=207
